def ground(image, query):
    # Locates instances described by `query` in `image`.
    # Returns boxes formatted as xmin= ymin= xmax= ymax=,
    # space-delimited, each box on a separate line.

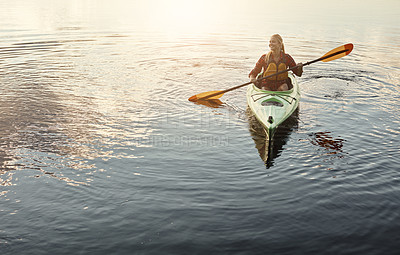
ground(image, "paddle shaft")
xmin=197 ymin=48 xmax=350 ymax=101
xmin=198 ymin=65 xmax=299 ymax=100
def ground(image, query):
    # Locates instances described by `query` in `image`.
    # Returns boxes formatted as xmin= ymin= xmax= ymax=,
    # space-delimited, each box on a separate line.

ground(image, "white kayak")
xmin=246 ymin=73 xmax=300 ymax=141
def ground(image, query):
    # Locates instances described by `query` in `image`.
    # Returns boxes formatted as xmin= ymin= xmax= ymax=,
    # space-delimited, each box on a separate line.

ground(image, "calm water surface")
xmin=1 ymin=0 xmax=400 ymax=254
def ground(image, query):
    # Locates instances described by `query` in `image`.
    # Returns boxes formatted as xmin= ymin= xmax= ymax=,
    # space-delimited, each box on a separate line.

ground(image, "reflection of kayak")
xmin=247 ymin=107 xmax=299 ymax=166
xmin=246 ymin=73 xmax=300 ymax=141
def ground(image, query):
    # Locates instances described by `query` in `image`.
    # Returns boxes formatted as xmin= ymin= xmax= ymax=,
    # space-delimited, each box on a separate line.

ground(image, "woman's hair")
xmin=266 ymin=34 xmax=285 ymax=63
xmin=272 ymin=34 xmax=285 ymax=54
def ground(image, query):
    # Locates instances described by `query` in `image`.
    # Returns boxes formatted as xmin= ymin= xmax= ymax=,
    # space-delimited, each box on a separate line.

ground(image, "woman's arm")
xmin=286 ymin=54 xmax=303 ymax=77
xmin=249 ymin=54 xmax=266 ymax=79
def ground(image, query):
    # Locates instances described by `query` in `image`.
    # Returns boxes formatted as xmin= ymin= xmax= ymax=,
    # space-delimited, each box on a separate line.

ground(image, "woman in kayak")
xmin=249 ymin=34 xmax=303 ymax=91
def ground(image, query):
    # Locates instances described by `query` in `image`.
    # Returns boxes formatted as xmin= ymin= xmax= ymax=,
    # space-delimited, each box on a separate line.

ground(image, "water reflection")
xmin=0 ymin=35 xmax=159 ymax=190
xmin=194 ymin=99 xmax=223 ymax=108
xmin=309 ymin=131 xmax=345 ymax=155
xmin=0 ymin=40 xmax=107 ymax=188
xmin=0 ymin=83 xmax=103 ymax=187
xmin=247 ymin=107 xmax=299 ymax=167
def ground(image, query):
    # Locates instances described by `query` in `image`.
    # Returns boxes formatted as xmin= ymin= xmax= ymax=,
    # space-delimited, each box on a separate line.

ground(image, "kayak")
xmin=246 ymin=73 xmax=300 ymax=141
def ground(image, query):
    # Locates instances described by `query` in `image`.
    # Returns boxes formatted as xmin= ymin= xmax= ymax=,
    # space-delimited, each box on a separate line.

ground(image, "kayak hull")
xmin=246 ymin=73 xmax=300 ymax=141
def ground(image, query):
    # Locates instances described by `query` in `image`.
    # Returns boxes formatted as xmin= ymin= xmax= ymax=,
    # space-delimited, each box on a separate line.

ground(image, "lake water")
xmin=1 ymin=0 xmax=399 ymax=254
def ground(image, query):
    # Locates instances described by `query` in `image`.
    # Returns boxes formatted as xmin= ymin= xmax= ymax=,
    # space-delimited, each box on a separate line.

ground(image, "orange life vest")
xmin=262 ymin=53 xmax=288 ymax=81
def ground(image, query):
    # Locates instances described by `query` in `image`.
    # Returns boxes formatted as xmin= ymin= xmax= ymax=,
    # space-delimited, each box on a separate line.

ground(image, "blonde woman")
xmin=249 ymin=34 xmax=303 ymax=91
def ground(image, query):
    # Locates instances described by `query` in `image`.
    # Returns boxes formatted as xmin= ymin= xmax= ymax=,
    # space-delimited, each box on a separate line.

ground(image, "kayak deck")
xmin=246 ymin=73 xmax=300 ymax=140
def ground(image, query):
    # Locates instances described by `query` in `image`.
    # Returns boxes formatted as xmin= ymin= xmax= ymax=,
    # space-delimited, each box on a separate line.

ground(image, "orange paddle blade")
xmin=321 ymin=43 xmax=353 ymax=62
xmin=188 ymin=90 xmax=224 ymax=102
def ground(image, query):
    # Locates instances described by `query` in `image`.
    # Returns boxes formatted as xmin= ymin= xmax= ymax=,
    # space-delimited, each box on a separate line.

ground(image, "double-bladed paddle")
xmin=188 ymin=43 xmax=353 ymax=102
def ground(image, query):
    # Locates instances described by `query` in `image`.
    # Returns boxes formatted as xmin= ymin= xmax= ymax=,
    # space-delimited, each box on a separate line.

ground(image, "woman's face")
xmin=269 ymin=37 xmax=281 ymax=52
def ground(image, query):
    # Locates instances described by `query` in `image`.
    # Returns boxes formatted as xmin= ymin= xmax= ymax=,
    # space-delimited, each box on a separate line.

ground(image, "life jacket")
xmin=262 ymin=53 xmax=288 ymax=82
